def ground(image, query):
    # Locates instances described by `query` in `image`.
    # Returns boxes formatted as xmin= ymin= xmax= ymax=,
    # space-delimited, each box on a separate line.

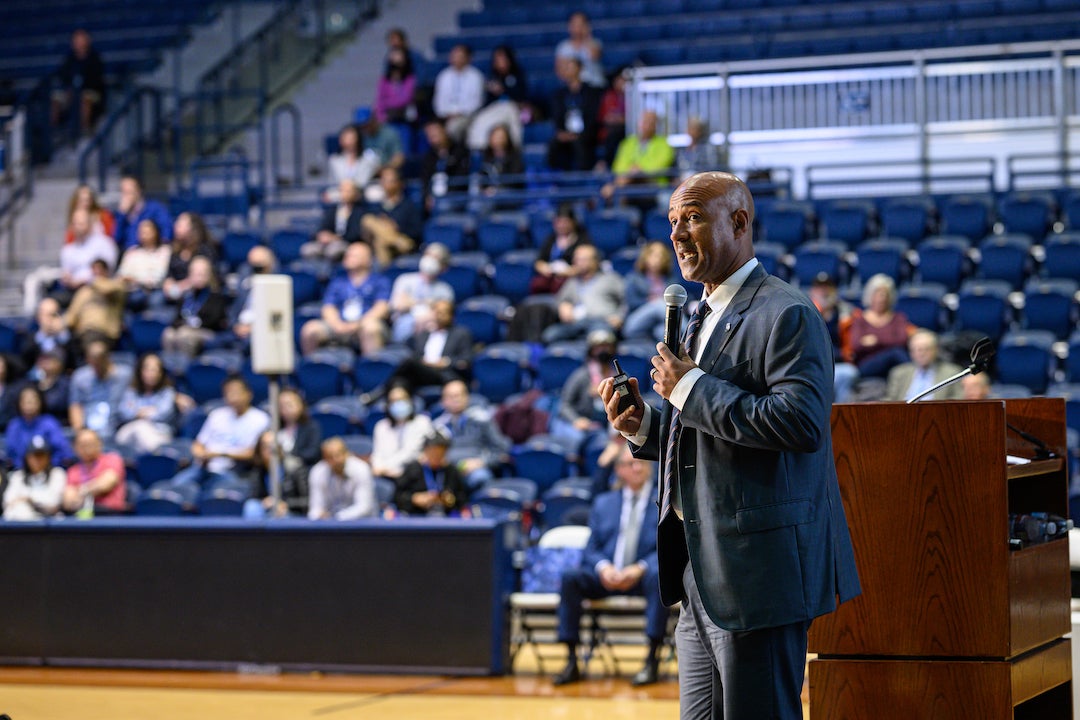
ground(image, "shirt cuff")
xmin=622 ymin=404 xmax=653 ymax=446
xmin=669 ymin=367 xmax=706 ymax=411
xmin=595 ymin=560 xmax=613 ymax=574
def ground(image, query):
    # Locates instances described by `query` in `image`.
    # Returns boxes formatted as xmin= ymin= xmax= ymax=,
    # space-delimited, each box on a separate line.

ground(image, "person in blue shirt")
xmin=299 ymin=242 xmax=391 ymax=357
xmin=5 ymin=385 xmax=73 ymax=470
xmin=114 ymin=175 xmax=173 ymax=250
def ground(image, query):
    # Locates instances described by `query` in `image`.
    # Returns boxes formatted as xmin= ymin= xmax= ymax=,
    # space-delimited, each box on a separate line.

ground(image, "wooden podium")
xmin=809 ymin=398 xmax=1072 ymax=719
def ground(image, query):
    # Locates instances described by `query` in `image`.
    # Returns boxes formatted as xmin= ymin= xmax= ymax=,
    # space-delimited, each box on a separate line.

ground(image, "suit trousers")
xmin=556 ymin=566 xmax=668 ymax=645
xmin=676 ymin=564 xmax=809 ymax=720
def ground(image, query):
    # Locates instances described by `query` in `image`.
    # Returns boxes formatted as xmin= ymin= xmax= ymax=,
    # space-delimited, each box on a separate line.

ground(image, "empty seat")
xmin=1043 ymin=232 xmax=1080 ymax=281
xmin=977 ymin=233 xmax=1033 ymax=290
xmin=819 ymin=200 xmax=874 ymax=248
xmin=855 ymin=238 xmax=909 ymax=286
xmin=999 ymin=192 xmax=1055 ymax=243
xmin=916 ymin=235 xmax=972 ymax=292
xmin=880 ymin=197 xmax=934 ymax=244
xmin=1021 ymin=278 xmax=1078 ymax=339
xmin=996 ymin=330 xmax=1057 ymax=395
xmin=941 ymin=195 xmax=993 ymax=243
xmin=955 ymin=279 xmax=1013 ymax=341
xmin=895 ymin=283 xmax=947 ymax=332
xmin=758 ymin=202 xmax=814 ymax=250
xmin=791 ymin=240 xmax=848 ymax=286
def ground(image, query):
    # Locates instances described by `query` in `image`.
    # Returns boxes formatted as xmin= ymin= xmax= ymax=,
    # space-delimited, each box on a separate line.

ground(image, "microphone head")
xmin=969 ymin=337 xmax=996 ymax=374
xmin=664 ymin=284 xmax=688 ymax=308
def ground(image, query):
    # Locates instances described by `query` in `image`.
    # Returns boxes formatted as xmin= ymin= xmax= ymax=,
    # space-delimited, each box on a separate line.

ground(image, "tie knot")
xmin=695 ymin=301 xmax=712 ymax=321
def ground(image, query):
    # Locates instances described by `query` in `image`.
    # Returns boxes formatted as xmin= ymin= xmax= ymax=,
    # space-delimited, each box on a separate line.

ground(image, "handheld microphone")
xmin=663 ymin=284 xmax=688 ymax=354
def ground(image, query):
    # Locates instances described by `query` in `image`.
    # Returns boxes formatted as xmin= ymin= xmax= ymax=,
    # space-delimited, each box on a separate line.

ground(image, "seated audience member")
xmin=161 ymin=256 xmax=228 ymax=358
xmin=0 ymin=355 xmax=20 ymax=430
xmin=358 ymin=108 xmax=405 ymax=175
xmin=433 ymin=43 xmax=485 ymax=140
xmin=467 ymin=45 xmax=528 ymax=152
xmin=531 ymin=205 xmax=592 ymax=295
xmin=841 ymin=273 xmax=915 ymax=380
xmin=432 ymin=380 xmax=510 ymax=492
xmin=304 ymin=179 xmax=364 ymax=261
xmin=600 ymin=110 xmax=675 ymax=203
xmin=2 ymin=435 xmax=66 ymax=520
xmin=16 ymin=349 xmax=70 ymax=422
xmin=63 ymin=258 xmax=126 ymax=349
xmin=307 ymin=437 xmax=377 ymax=520
xmin=246 ymin=388 xmax=321 ymax=518
xmin=300 ymin=242 xmax=391 ymax=357
xmin=361 ymin=166 xmax=423 ymax=266
xmin=114 ymin=175 xmax=173 ymax=251
xmin=368 ymin=299 xmax=474 ymax=408
xmin=394 ymin=430 xmax=467 ymax=516
xmin=370 ymin=384 xmax=433 ymax=480
xmin=162 ymin=212 xmax=217 ymax=299
xmin=554 ymin=11 xmax=605 ymax=88
xmin=677 ymin=116 xmax=724 ymax=177
xmin=807 ymin=273 xmax=857 ymax=403
xmin=541 ymin=244 xmax=625 ymax=343
xmin=51 ymin=29 xmax=106 ymax=135
xmin=962 ymin=372 xmax=992 ymax=400
xmin=68 ymin=340 xmax=133 ymax=435
xmin=161 ymin=376 xmax=270 ymax=503
xmin=479 ymin=125 xmax=525 ymax=193
xmin=420 ymin=119 xmax=471 ymax=213
xmin=553 ymin=445 xmax=665 ymax=687
xmin=62 ymin=429 xmax=126 ymax=514
xmin=6 ymin=385 xmax=74 ymax=470
xmin=65 ymin=184 xmax=115 ymax=245
xmin=550 ymin=329 xmax=619 ymax=451
xmin=389 ymin=243 xmax=454 ymax=342
xmin=227 ymin=245 xmax=278 ymax=345
xmin=383 ymin=27 xmax=423 ymax=86
xmin=596 ymin=69 xmax=628 ymax=170
xmin=116 ymin=218 xmax=170 ymax=309
xmin=547 ymin=57 xmax=601 ymax=172
xmin=885 ymin=330 xmax=964 ymax=402
xmin=327 ymin=123 xmax=379 ymax=195
xmin=23 ymin=298 xmax=71 ymax=370
xmin=114 ymin=353 xmax=177 ymax=454
xmin=621 ymin=241 xmax=682 ymax=341
xmin=24 ymin=206 xmax=117 ymax=314
xmin=374 ymin=45 xmax=416 ymax=124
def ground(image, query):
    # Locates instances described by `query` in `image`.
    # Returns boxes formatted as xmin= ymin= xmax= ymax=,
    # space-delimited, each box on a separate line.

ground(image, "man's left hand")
xmin=651 ymin=342 xmax=697 ymax=399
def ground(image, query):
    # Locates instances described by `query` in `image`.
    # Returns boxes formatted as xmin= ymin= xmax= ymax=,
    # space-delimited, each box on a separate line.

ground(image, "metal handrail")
xmin=269 ymin=102 xmax=303 ymax=193
xmin=78 ymin=85 xmax=165 ymax=192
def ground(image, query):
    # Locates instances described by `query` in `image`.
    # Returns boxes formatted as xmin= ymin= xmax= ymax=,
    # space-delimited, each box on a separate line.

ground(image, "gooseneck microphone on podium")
xmin=663 ymin=284 xmax=688 ymax=354
xmin=907 ymin=336 xmax=995 ymax=404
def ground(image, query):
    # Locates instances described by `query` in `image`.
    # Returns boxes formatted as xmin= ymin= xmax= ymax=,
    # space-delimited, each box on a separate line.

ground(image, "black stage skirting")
xmin=0 ymin=517 xmax=517 ymax=675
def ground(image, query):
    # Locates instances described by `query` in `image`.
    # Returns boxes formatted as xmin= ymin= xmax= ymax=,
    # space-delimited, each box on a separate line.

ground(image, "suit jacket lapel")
xmin=697 ymin=265 xmax=768 ymax=374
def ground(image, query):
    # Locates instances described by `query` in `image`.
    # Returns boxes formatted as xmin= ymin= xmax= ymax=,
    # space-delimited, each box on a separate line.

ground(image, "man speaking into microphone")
xmin=598 ymin=172 xmax=860 ymax=719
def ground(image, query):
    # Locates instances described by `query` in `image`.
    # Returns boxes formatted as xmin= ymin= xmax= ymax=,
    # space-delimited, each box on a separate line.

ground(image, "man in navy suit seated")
xmin=553 ymin=444 xmax=667 ymax=687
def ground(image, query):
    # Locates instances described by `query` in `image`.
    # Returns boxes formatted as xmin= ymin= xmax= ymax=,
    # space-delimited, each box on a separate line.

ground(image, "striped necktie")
xmin=662 ymin=300 xmax=712 ymax=515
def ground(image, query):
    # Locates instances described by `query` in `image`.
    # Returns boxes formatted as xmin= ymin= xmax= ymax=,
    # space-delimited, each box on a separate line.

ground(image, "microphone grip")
xmin=663 ymin=303 xmax=682 ymax=354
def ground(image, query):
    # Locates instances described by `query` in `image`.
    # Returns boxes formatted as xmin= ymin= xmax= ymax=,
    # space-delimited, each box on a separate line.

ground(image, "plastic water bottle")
xmin=75 ymin=493 xmax=94 ymax=520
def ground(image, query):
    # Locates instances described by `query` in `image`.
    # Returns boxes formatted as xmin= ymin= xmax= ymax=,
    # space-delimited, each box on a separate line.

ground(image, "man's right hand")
xmin=597 ymin=376 xmax=644 ymax=435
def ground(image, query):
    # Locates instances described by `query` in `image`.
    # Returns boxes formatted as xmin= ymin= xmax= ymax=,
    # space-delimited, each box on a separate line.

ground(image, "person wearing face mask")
xmin=228 ymin=245 xmax=279 ymax=346
xmin=394 ymin=430 xmax=468 ymax=516
xmin=549 ymin=328 xmax=621 ymax=453
xmin=161 ymin=256 xmax=229 ymax=358
xmin=369 ymin=383 xmax=433 ymax=481
xmin=388 ymin=243 xmax=455 ymax=343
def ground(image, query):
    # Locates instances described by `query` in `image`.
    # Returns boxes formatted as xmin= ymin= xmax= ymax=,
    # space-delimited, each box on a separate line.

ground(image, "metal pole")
xmin=267 ymin=376 xmax=283 ymax=514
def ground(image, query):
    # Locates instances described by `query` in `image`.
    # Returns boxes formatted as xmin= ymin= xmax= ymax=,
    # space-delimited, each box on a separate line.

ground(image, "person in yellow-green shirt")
xmin=601 ymin=110 xmax=675 ymax=202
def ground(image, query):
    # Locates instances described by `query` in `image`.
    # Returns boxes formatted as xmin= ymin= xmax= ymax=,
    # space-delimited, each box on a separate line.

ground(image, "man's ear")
xmin=732 ymin=208 xmax=750 ymax=236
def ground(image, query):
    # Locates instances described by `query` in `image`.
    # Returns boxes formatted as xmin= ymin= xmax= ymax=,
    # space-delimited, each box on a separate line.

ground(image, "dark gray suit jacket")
xmin=633 ymin=264 xmax=861 ymax=632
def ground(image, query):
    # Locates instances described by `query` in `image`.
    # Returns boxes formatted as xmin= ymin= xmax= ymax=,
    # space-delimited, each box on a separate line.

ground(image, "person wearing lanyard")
xmin=599 ymin=172 xmax=859 ymax=719
xmin=161 ymin=256 xmax=227 ymax=358
xmin=547 ymin=57 xmax=601 ymax=172
xmin=393 ymin=430 xmax=467 ymax=516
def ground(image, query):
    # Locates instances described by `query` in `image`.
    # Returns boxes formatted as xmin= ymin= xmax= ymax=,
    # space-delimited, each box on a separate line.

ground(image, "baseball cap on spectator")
xmin=354 ymin=106 xmax=374 ymax=125
xmin=27 ymin=435 xmax=51 ymax=454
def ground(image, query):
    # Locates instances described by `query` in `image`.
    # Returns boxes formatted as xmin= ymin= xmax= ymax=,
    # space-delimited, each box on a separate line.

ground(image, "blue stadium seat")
xmin=221 ymin=231 xmax=262 ymax=272
xmin=536 ymin=345 xmax=586 ymax=392
xmin=129 ymin=317 xmax=168 ymax=355
xmin=456 ymin=294 xmax=509 ymax=346
xmin=539 ymin=485 xmax=592 ymax=529
xmin=819 ymin=200 xmax=874 ymax=248
xmin=353 ymin=350 xmax=405 ymax=394
xmin=270 ymin=229 xmax=308 ymax=265
xmin=475 ymin=219 xmax=521 ymax=257
xmin=1021 ymin=278 xmax=1078 ymax=339
xmin=895 ymin=284 xmax=947 ymax=333
xmin=940 ymin=195 xmax=993 ymax=242
xmin=183 ymin=361 xmax=230 ymax=405
xmin=643 ymin=211 xmax=672 ymax=241
xmin=134 ymin=488 xmax=186 ymax=516
xmin=999 ymin=192 xmax=1055 ymax=242
xmin=955 ymin=279 xmax=1013 ymax=341
xmin=977 ymin=233 xmax=1033 ymax=289
xmin=996 ymin=330 xmax=1057 ymax=394
xmin=311 ymin=410 xmax=351 ymax=439
xmin=1067 ymin=331 xmax=1080 ymax=383
xmin=855 ymin=238 xmax=909 ymax=286
xmin=133 ymin=452 xmax=181 ymax=489
xmin=585 ymin=214 xmax=634 ymax=257
xmin=510 ymin=440 xmax=574 ymax=495
xmin=198 ymin=488 xmax=247 ymax=517
xmin=286 ymin=270 xmax=322 ymax=307
xmin=1043 ymin=233 xmax=1080 ymax=281
xmin=916 ymin=235 xmax=971 ymax=292
xmin=758 ymin=202 xmax=814 ymax=250
xmin=295 ymin=360 xmax=345 ymax=403
xmin=791 ymin=240 xmax=848 ymax=286
xmin=489 ymin=249 xmax=537 ymax=304
xmin=754 ymin=241 xmax=788 ymax=281
xmin=441 ymin=262 xmax=483 ymax=300
xmin=880 ymin=197 xmax=934 ymax=244
xmin=472 ymin=345 xmax=530 ymax=402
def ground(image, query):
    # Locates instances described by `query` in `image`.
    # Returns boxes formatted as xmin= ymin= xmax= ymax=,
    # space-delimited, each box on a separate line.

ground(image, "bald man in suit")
xmin=599 ymin=172 xmax=860 ymax=719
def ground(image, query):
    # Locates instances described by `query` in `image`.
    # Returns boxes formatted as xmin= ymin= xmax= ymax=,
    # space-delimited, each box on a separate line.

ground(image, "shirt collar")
xmin=701 ymin=257 xmax=758 ymax=316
